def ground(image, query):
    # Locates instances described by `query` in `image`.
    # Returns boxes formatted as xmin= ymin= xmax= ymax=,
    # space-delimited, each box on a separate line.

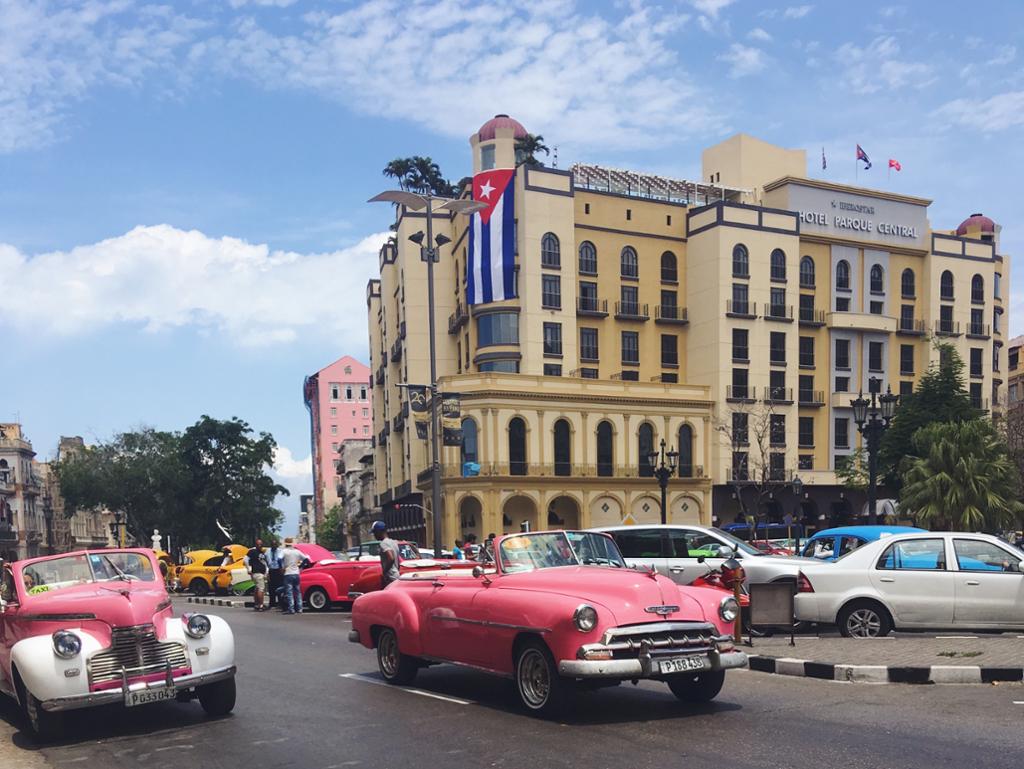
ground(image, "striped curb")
xmin=747 ymin=655 xmax=1024 ymax=685
xmin=184 ymin=596 xmax=247 ymax=608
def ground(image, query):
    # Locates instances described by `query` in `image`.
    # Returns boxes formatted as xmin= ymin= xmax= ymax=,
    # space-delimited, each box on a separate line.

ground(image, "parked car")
xmin=591 ymin=524 xmax=820 ymax=586
xmin=345 ymin=541 xmax=422 ymax=562
xmin=795 ymin=532 xmax=1024 ymax=637
xmin=0 ymin=549 xmax=236 ymax=740
xmin=349 ymin=530 xmax=746 ymax=716
xmin=176 ymin=545 xmax=247 ymax=596
xmin=799 ymin=525 xmax=926 ymax=562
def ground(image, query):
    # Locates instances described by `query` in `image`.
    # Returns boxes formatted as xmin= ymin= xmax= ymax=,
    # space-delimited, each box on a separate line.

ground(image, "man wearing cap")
xmin=280 ymin=537 xmax=310 ymax=614
xmin=372 ymin=521 xmax=400 ymax=588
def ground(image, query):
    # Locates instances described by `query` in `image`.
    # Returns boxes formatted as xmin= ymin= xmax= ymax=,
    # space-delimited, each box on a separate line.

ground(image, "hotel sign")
xmin=787 ymin=183 xmax=929 ymax=248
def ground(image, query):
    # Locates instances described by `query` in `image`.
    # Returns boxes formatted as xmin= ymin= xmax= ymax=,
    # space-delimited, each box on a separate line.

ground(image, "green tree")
xmin=880 ymin=341 xmax=981 ymax=490
xmin=382 ymin=156 xmax=456 ymax=197
xmin=316 ymin=503 xmax=346 ymax=550
xmin=837 ymin=447 xmax=872 ymax=493
xmin=899 ymin=420 xmax=1024 ymax=531
xmin=515 ymin=133 xmax=550 ymax=168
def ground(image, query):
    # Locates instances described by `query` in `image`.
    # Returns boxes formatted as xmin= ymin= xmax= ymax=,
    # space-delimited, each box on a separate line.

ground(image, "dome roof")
xmin=956 ymin=212 xmax=996 ymax=237
xmin=477 ymin=114 xmax=527 ymax=141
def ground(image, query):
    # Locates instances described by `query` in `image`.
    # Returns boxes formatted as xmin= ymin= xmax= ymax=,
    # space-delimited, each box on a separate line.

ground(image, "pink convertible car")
xmin=350 ymin=530 xmax=746 ymax=716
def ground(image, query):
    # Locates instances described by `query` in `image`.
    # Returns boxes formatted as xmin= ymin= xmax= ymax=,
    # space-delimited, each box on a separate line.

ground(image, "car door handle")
xmin=879 ymin=577 xmax=895 ymax=583
xmin=431 ymin=580 xmax=444 ymax=588
xmin=669 ymin=567 xmax=685 ymax=573
xmin=965 ymin=580 xmax=980 ymax=586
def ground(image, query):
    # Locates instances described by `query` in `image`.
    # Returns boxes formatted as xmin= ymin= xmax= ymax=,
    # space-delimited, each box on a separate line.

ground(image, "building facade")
xmin=302 ymin=355 xmax=372 ymax=530
xmin=367 ymin=117 xmax=1010 ymax=547
xmin=40 ymin=437 xmax=114 ymax=553
xmin=0 ymin=423 xmax=44 ymax=561
xmin=1008 ymin=335 xmax=1024 ymax=408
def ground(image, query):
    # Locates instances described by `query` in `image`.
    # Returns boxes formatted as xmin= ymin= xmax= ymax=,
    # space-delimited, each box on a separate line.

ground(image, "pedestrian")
xmin=280 ymin=537 xmax=310 ymax=615
xmin=452 ymin=539 xmax=465 ymax=561
xmin=266 ymin=539 xmax=284 ymax=609
xmin=220 ymin=546 xmax=234 ymax=567
xmin=483 ymin=532 xmax=497 ymax=562
xmin=244 ymin=538 xmax=268 ymax=611
xmin=371 ymin=521 xmax=400 ymax=588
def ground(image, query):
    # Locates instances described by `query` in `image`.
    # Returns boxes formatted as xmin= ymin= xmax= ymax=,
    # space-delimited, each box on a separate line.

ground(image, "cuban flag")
xmin=467 ymin=168 xmax=516 ymax=305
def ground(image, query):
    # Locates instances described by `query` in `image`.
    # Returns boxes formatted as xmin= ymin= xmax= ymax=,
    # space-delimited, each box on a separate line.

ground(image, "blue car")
xmin=800 ymin=525 xmax=926 ymax=561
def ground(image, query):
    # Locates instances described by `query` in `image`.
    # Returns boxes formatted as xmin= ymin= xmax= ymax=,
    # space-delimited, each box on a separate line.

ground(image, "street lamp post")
xmin=646 ymin=439 xmax=678 ymax=525
xmin=850 ymin=378 xmax=900 ymax=525
xmin=369 ymin=191 xmax=487 ymax=554
xmin=790 ymin=475 xmax=803 ymax=553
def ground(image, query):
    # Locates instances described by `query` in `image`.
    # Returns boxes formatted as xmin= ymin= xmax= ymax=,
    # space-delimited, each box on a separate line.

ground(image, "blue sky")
xmin=2 ymin=0 xmax=1022 ymax=534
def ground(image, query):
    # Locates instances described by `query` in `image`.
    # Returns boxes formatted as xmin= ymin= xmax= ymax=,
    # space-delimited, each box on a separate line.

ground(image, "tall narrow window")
xmin=620 ymin=246 xmax=638 ymax=278
xmin=732 ymin=244 xmax=749 ymax=277
xmin=509 ymin=417 xmax=527 ymax=476
xmin=901 ymin=268 xmax=915 ymax=297
xmin=541 ymin=275 xmax=561 ymax=309
xmin=677 ymin=424 xmax=693 ymax=478
xmin=661 ymin=251 xmax=678 ymax=283
xmin=870 ymin=264 xmax=884 ymax=294
xmin=836 ymin=260 xmax=851 ymax=290
xmin=799 ymin=256 xmax=815 ymax=287
xmin=543 ymin=322 xmax=562 ymax=355
xmin=553 ymin=419 xmax=571 ymax=476
xmin=461 ymin=418 xmax=478 ymax=464
xmin=638 ymin=423 xmax=655 ymax=478
xmin=770 ymin=249 xmax=787 ymax=281
xmin=597 ymin=421 xmax=614 ymax=477
xmin=540 ymin=232 xmax=560 ymax=268
xmin=971 ymin=274 xmax=984 ymax=303
xmin=579 ymin=241 xmax=598 ymax=274
xmin=940 ymin=270 xmax=954 ymax=300
xmin=580 ymin=328 xmax=599 ymax=361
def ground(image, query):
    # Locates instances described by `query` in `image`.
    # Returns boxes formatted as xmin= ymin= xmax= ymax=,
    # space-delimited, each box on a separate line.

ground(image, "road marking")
xmin=154 ymin=745 xmax=194 ymax=752
xmin=935 ymin=635 xmax=978 ymax=639
xmin=1013 ymin=701 xmax=1024 ymax=705
xmin=338 ymin=673 xmax=474 ymax=705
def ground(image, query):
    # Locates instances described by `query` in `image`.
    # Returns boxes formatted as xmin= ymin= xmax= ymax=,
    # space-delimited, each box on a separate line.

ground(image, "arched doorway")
xmin=629 ymin=495 xmax=661 ymax=525
xmin=458 ymin=496 xmax=483 ymax=544
xmin=590 ymin=495 xmax=622 ymax=528
xmin=503 ymin=494 xmax=539 ymax=533
xmin=547 ymin=495 xmax=580 ymax=529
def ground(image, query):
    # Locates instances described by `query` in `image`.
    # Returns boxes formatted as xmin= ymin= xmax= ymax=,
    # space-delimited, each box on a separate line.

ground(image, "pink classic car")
xmin=0 ymin=549 xmax=236 ymax=740
xmin=349 ymin=530 xmax=747 ymax=716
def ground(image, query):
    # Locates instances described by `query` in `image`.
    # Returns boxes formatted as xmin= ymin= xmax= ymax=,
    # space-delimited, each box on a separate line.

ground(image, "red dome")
xmin=956 ymin=213 xmax=996 ymax=236
xmin=477 ymin=114 xmax=527 ymax=141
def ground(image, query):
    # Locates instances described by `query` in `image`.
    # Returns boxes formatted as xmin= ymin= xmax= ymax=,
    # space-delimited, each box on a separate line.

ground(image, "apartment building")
xmin=0 ymin=423 xmax=44 ymax=560
xmin=366 ymin=116 xmax=1009 ymax=547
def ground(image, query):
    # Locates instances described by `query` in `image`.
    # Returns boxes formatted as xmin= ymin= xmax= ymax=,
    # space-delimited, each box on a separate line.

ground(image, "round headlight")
xmin=572 ymin=604 xmax=598 ymax=632
xmin=52 ymin=630 xmax=82 ymax=659
xmin=184 ymin=613 xmax=212 ymax=638
xmin=718 ymin=596 xmax=740 ymax=623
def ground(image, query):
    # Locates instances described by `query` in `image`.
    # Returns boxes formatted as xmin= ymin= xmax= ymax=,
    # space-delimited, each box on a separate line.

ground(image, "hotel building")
xmin=367 ymin=116 xmax=1009 ymax=547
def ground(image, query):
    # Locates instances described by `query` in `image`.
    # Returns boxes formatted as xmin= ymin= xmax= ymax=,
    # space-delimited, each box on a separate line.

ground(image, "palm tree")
xmin=899 ymin=420 xmax=1024 ymax=531
xmin=383 ymin=158 xmax=414 ymax=191
xmin=515 ymin=133 xmax=550 ymax=168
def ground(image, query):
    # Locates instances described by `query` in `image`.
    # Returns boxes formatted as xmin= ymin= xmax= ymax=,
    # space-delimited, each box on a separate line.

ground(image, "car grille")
xmin=602 ymin=621 xmax=722 ymax=660
xmin=87 ymin=624 xmax=190 ymax=687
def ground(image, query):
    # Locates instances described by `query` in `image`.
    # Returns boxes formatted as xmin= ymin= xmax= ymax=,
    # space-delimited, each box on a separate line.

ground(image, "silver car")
xmin=590 ymin=524 xmax=822 ymax=586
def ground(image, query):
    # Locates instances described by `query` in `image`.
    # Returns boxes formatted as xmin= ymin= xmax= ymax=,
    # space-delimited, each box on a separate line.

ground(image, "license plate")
xmin=658 ymin=655 xmax=710 ymax=675
xmin=124 ymin=687 xmax=177 ymax=708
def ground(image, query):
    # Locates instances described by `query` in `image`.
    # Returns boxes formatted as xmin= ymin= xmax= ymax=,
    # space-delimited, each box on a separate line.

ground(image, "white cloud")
xmin=987 ymin=45 xmax=1016 ymax=67
xmin=228 ymin=0 xmax=298 ymax=7
xmin=690 ymin=0 xmax=736 ymax=18
xmin=747 ymin=27 xmax=773 ymax=42
xmin=718 ymin=43 xmax=768 ymax=78
xmin=272 ymin=446 xmax=312 ymax=480
xmin=932 ymin=91 xmax=1024 ymax=133
xmin=833 ymin=36 xmax=935 ymax=93
xmin=0 ymin=225 xmax=388 ymax=348
xmin=878 ymin=5 xmax=906 ymax=18
xmin=783 ymin=5 xmax=813 ymax=19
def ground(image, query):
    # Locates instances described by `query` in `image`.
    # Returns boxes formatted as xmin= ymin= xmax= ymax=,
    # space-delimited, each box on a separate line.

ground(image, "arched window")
xmin=578 ymin=241 xmax=597 ymax=274
xmin=940 ymin=270 xmax=954 ymax=300
xmin=799 ymin=256 xmax=815 ymax=288
xmin=971 ymin=274 xmax=984 ymax=303
xmin=660 ymin=251 xmax=678 ymax=283
xmin=509 ymin=417 xmax=527 ymax=476
xmin=597 ymin=421 xmax=614 ymax=477
xmin=901 ymin=268 xmax=915 ymax=298
xmin=461 ymin=418 xmax=478 ymax=465
xmin=541 ymin=232 xmax=560 ymax=269
xmin=836 ymin=259 xmax=851 ymax=290
xmin=770 ymin=249 xmax=786 ymax=281
xmin=553 ymin=419 xmax=571 ymax=476
xmin=677 ymin=424 xmax=694 ymax=478
xmin=620 ymin=246 xmax=638 ymax=278
xmin=638 ymin=423 xmax=655 ymax=478
xmin=870 ymin=264 xmax=884 ymax=294
xmin=732 ymin=244 xmax=749 ymax=277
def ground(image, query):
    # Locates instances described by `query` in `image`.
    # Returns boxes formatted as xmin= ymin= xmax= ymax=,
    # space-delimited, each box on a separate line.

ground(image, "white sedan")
xmin=794 ymin=532 xmax=1024 ymax=637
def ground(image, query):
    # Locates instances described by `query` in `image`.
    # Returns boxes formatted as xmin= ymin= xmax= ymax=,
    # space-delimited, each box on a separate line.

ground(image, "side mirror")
xmin=718 ymin=545 xmax=736 ymax=558
xmin=696 ymin=555 xmax=706 ymax=564
xmin=472 ymin=566 xmax=485 ymax=578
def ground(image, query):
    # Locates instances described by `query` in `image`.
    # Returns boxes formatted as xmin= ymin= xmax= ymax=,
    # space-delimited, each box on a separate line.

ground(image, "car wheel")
xmin=666 ymin=670 xmax=725 ymax=703
xmin=514 ymin=640 xmax=570 ymax=717
xmin=21 ymin=686 xmax=64 ymax=742
xmin=190 ymin=578 xmax=210 ymax=596
xmin=198 ymin=677 xmax=236 ymax=717
xmin=376 ymin=628 xmax=418 ymax=685
xmin=306 ymin=587 xmax=330 ymax=612
xmin=838 ymin=601 xmax=893 ymax=638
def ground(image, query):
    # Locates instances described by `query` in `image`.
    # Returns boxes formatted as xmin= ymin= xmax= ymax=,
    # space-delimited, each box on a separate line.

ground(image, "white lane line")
xmin=338 ymin=673 xmax=474 ymax=705
xmin=935 ymin=635 xmax=978 ymax=639
xmin=1013 ymin=701 xmax=1024 ymax=705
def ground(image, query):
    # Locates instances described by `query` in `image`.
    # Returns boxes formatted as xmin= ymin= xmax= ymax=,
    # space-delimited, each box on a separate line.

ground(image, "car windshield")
xmin=710 ymin=528 xmax=763 ymax=557
xmin=21 ymin=551 xmax=156 ymax=595
xmin=498 ymin=531 xmax=625 ymax=573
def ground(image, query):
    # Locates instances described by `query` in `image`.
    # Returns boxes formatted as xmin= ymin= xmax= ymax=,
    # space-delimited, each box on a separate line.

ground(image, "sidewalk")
xmin=744 ymin=633 xmax=1024 ymax=684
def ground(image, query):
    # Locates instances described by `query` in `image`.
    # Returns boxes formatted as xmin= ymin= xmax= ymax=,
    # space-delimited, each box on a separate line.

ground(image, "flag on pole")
xmin=821 ymin=147 xmax=827 ymax=170
xmin=467 ymin=168 xmax=517 ymax=305
xmin=856 ymin=144 xmax=872 ymax=170
xmin=407 ymin=385 xmax=430 ymax=440
xmin=888 ymin=159 xmax=902 ymax=171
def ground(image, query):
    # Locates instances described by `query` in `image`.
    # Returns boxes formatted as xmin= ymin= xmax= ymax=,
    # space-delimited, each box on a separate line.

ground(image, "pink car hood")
xmin=22 ymin=583 xmax=171 ymax=640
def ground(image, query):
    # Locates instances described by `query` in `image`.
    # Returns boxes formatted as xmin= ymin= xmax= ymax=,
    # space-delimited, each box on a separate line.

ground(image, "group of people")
xmin=239 ymin=537 xmax=310 ymax=614
xmin=452 ymin=532 xmax=496 ymax=562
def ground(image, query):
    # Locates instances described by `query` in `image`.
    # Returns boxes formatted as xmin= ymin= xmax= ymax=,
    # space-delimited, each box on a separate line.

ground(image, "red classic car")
xmin=350 ymin=530 xmax=747 ymax=716
xmin=0 ymin=549 xmax=236 ymax=740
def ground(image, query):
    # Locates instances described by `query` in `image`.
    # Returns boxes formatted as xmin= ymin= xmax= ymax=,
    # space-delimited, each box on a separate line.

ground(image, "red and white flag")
xmin=888 ymin=159 xmax=902 ymax=171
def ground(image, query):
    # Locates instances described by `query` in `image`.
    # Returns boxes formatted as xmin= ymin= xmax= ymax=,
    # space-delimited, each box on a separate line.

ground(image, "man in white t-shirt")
xmin=280 ymin=538 xmax=310 ymax=615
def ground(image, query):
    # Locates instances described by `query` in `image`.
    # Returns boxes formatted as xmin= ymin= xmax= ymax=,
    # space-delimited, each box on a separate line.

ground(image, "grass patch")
xmin=937 ymin=650 xmax=983 ymax=659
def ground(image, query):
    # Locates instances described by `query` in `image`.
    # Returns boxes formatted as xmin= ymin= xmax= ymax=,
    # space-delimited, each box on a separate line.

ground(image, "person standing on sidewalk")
xmin=280 ymin=537 xmax=310 ymax=614
xmin=266 ymin=539 xmax=284 ymax=609
xmin=371 ymin=521 xmax=400 ymax=588
xmin=244 ymin=538 xmax=268 ymax=612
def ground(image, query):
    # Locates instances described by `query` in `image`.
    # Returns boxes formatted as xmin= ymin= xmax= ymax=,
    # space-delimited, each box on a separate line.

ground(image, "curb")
xmin=185 ymin=596 xmax=247 ymax=609
xmin=748 ymin=655 xmax=1024 ymax=685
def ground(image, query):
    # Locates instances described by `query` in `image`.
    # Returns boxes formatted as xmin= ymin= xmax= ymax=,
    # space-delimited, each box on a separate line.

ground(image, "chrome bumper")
xmin=348 ymin=629 xmax=361 ymax=644
xmin=42 ymin=665 xmax=237 ymax=713
xmin=347 ymin=591 xmax=364 ymax=600
xmin=559 ymin=649 xmax=747 ymax=679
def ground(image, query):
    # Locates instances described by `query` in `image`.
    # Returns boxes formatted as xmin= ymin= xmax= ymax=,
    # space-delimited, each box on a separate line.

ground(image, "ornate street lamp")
xmin=790 ymin=475 xmax=803 ymax=553
xmin=851 ymin=378 xmax=900 ymax=525
xmin=647 ymin=439 xmax=679 ymax=525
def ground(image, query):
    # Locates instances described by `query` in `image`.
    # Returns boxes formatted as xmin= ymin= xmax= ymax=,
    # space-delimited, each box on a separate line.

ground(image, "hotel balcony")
xmin=935 ymin=320 xmax=962 ymax=337
xmin=967 ymin=323 xmax=991 ymax=340
xmin=0 ymin=521 xmax=15 ymax=543
xmin=654 ymin=305 xmax=689 ymax=325
xmin=614 ymin=301 xmax=650 ymax=321
xmin=577 ymin=297 xmax=609 ymax=317
xmin=798 ymin=308 xmax=826 ymax=327
xmin=448 ymin=303 xmax=469 ymax=334
xmin=762 ymin=386 xmax=794 ymax=405
xmin=389 ymin=339 xmax=403 ymax=363
xmin=827 ymin=311 xmax=896 ymax=334
xmin=896 ymin=318 xmax=926 ymax=336
xmin=436 ymin=462 xmax=707 ymax=480
xmin=726 ymin=300 xmax=757 ymax=319
xmin=726 ymin=385 xmax=756 ymax=404
xmin=798 ymin=389 xmax=825 ymax=407
xmin=764 ymin=304 xmax=794 ymax=323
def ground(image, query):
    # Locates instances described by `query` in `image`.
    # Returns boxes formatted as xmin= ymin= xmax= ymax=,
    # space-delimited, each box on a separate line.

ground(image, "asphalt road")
xmin=2 ymin=599 xmax=1022 ymax=769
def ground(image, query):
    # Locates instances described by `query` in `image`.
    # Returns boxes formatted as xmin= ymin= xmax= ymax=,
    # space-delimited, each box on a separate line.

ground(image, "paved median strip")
xmin=338 ymin=673 xmax=474 ymax=705
xmin=748 ymin=655 xmax=1024 ymax=685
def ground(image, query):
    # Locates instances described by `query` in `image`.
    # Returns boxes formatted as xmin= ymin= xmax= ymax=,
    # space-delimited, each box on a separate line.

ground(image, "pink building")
xmin=303 ymin=355 xmax=372 ymax=531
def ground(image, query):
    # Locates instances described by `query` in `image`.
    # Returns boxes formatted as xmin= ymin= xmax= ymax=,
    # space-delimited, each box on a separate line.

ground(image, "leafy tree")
xmin=836 ymin=447 xmax=872 ymax=493
xmin=515 ymin=133 xmax=550 ymax=168
xmin=316 ymin=503 xmax=346 ymax=550
xmin=382 ymin=155 xmax=456 ymax=197
xmin=899 ymin=420 xmax=1024 ymax=531
xmin=879 ymin=341 xmax=981 ymax=490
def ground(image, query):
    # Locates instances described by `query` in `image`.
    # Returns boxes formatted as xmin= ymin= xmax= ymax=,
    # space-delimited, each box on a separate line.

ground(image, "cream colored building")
xmin=367 ymin=117 xmax=1010 ymax=546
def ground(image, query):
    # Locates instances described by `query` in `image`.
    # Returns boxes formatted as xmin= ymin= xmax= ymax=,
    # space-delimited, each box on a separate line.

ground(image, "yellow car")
xmin=176 ymin=545 xmax=247 ymax=596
